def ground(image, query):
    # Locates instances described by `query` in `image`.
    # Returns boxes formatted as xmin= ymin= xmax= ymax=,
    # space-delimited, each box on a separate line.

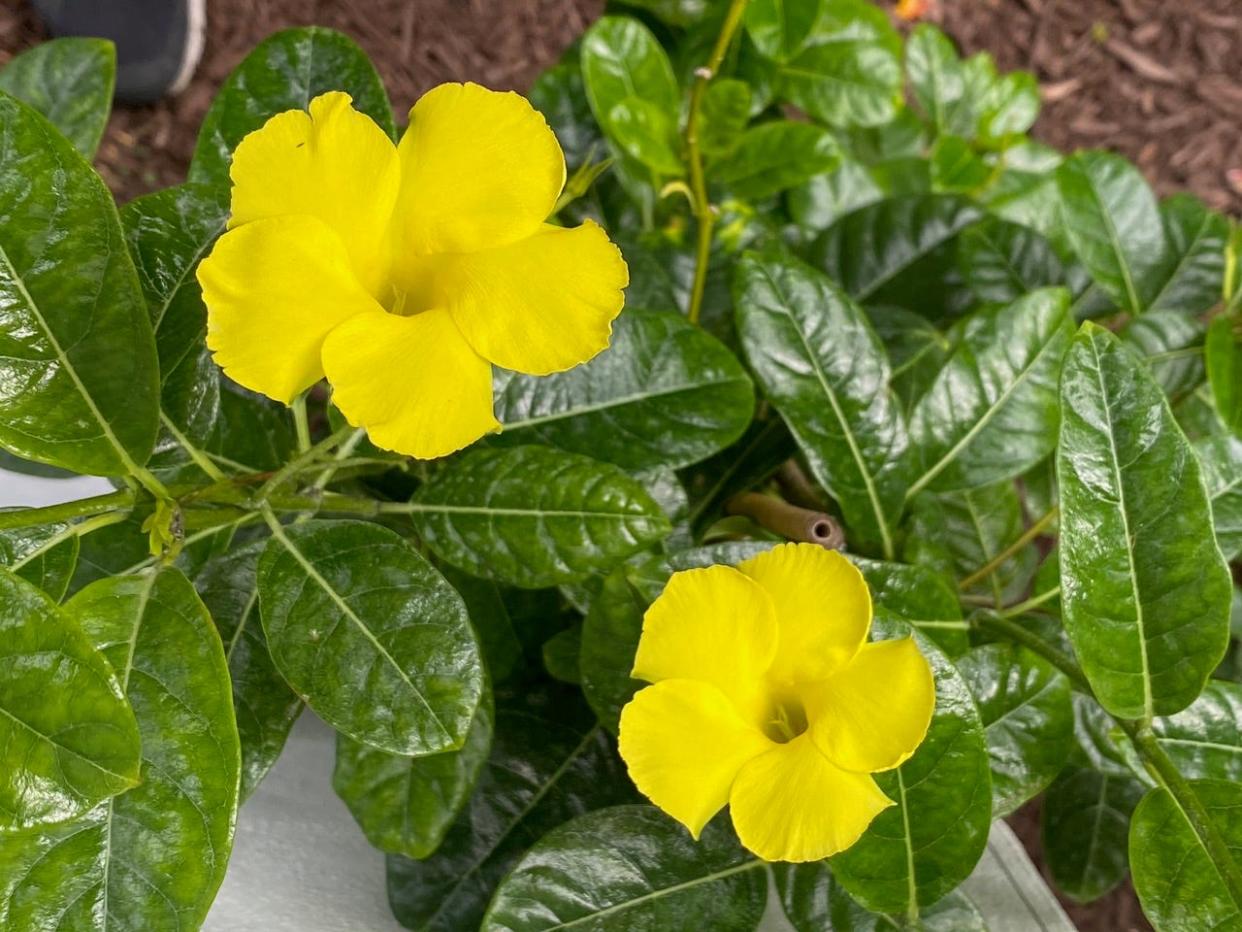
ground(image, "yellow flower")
xmin=197 ymin=85 xmax=629 ymax=459
xmin=618 ymin=543 xmax=936 ymax=862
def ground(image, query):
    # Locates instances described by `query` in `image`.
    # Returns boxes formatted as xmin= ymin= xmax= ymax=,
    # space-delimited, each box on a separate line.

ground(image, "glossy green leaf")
xmin=829 ymin=627 xmax=991 ymax=915
xmin=607 ymin=97 xmax=682 ymax=175
xmin=905 ymin=24 xmax=964 ymax=132
xmin=1130 ymin=779 xmax=1242 ymax=930
xmin=529 ymin=63 xmax=604 ymax=170
xmin=910 ymin=288 xmax=1072 ymax=495
xmin=868 ymin=305 xmax=951 ymax=413
xmin=1055 ymin=151 xmax=1167 ymax=313
xmin=258 ymin=519 xmax=483 ymax=756
xmin=851 ymin=556 xmax=969 ymax=656
xmin=745 ymin=0 xmax=820 ymax=62
xmin=1042 ymin=765 xmax=1144 ymax=903
xmin=977 ymin=71 xmax=1039 ymax=142
xmin=483 ymin=806 xmax=765 ymax=931
xmin=619 ymin=0 xmax=710 ymax=26
xmin=699 ymin=78 xmax=751 ymax=158
xmin=928 ymin=134 xmax=990 ymax=193
xmin=207 ymin=379 xmax=296 ymax=472
xmin=0 ymin=567 xmax=240 ymax=929
xmin=0 ymin=91 xmax=159 ymax=476
xmin=195 ymin=540 xmax=302 ymax=799
xmin=1207 ymin=315 xmax=1242 ymax=437
xmin=581 ymin=17 xmax=679 ymax=143
xmin=1057 ymin=323 xmax=1232 ymax=719
xmin=1147 ymin=194 xmax=1230 ymax=314
xmin=410 ymin=445 xmax=671 ymax=589
xmin=439 ymin=566 xmax=524 ymax=686
xmin=0 ymin=568 xmax=139 ymax=831
xmin=775 ymin=862 xmax=985 ymax=931
xmin=734 ymin=253 xmax=910 ymax=557
xmin=0 ymin=38 xmax=115 ymax=158
xmin=711 ymin=121 xmax=838 ymax=201
xmin=787 ymin=156 xmax=884 ymax=236
xmin=957 ymin=217 xmax=1066 ymax=306
xmin=809 ymin=194 xmax=984 ymax=322
xmin=1150 ymin=681 xmax=1242 ymax=781
xmin=1121 ymin=311 xmax=1205 ymax=402
xmin=542 ymin=624 xmax=582 ymax=684
xmin=492 ymin=308 xmax=754 ymax=471
xmin=386 ymin=684 xmax=635 ymax=932
xmin=123 ymin=182 xmax=229 ymax=467
xmin=334 ymin=682 xmax=493 ymax=859
xmin=0 ymin=518 xmax=78 ymax=600
xmin=957 ymin=643 xmax=1074 ymax=816
xmin=189 ymin=26 xmax=395 ymax=188
xmin=1198 ymin=432 xmax=1242 ymax=561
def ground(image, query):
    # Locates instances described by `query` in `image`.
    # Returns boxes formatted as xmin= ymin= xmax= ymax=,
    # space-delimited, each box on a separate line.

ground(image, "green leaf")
xmin=438 ymin=565 xmax=524 ymax=686
xmin=492 ymin=308 xmax=754 ymax=471
xmin=0 ymin=91 xmax=159 ymax=476
xmin=957 ymin=218 xmax=1066 ymax=306
xmin=928 ymin=134 xmax=991 ymax=193
xmin=1057 ymin=323 xmax=1232 ymax=719
xmin=0 ymin=518 xmax=78 ymax=600
xmin=483 ymin=806 xmax=765 ymax=931
xmin=1150 ymin=681 xmax=1242 ymax=781
xmin=386 ymin=683 xmax=635 ymax=932
xmin=1042 ymin=765 xmax=1144 ymax=902
xmin=1130 ymin=779 xmax=1242 ymax=929
xmin=809 ymin=194 xmax=984 ymax=322
xmin=905 ymin=24 xmax=964 ymax=132
xmin=910 ymin=288 xmax=1073 ymax=495
xmin=734 ymin=253 xmax=910 ymax=557
xmin=410 ymin=445 xmax=671 ymax=588
xmin=851 ymin=556 xmax=969 ymax=656
xmin=0 ymin=568 xmax=140 ymax=831
xmin=195 ymin=540 xmax=302 ymax=799
xmin=1147 ymin=194 xmax=1230 ymax=314
xmin=682 ymin=414 xmax=796 ymax=537
xmin=829 ymin=626 xmax=992 ymax=915
xmin=976 ymin=71 xmax=1039 ymax=143
xmin=711 ymin=121 xmax=838 ymax=201
xmin=607 ymin=96 xmax=682 ymax=175
xmin=189 ymin=26 xmax=395 ymax=189
xmin=745 ymin=0 xmax=821 ymax=62
xmin=1198 ymin=432 xmax=1242 ymax=561
xmin=208 ymin=379 xmax=296 ymax=472
xmin=956 ymin=643 xmax=1074 ymax=817
xmin=581 ymin=16 xmax=680 ymax=144
xmin=0 ymin=38 xmax=115 ymax=158
xmin=1207 ymin=315 xmax=1242 ymax=437
xmin=787 ymin=156 xmax=884 ymax=235
xmin=122 ymin=183 xmax=229 ymax=467
xmin=776 ymin=862 xmax=985 ymax=931
xmin=529 ymin=63 xmax=604 ymax=170
xmin=542 ymin=624 xmax=582 ymax=684
xmin=1055 ymin=151 xmax=1167 ymax=313
xmin=699 ymin=78 xmax=751 ymax=158
xmin=1121 ymin=311 xmax=1206 ymax=402
xmin=0 ymin=567 xmax=240 ymax=929
xmin=581 ymin=556 xmax=671 ymax=733
xmin=258 ymin=518 xmax=483 ymax=756
xmin=334 ymin=682 xmax=493 ymax=859
xmin=868 ymin=305 xmax=952 ymax=413
xmin=618 ymin=0 xmax=711 ymax=26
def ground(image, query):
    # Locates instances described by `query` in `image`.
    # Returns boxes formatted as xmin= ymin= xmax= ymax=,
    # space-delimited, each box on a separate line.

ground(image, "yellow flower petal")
xmin=228 ymin=91 xmax=400 ymax=298
xmin=729 ymin=734 xmax=892 ymax=862
xmin=805 ymin=638 xmax=936 ymax=773
xmin=321 ymin=308 xmax=498 ymax=460
xmin=631 ymin=565 xmax=778 ymax=725
xmin=618 ymin=679 xmax=772 ymax=839
xmin=407 ymin=221 xmax=627 ymax=376
xmin=396 ymin=82 xmax=565 ymax=255
xmin=199 ymin=215 xmax=382 ymax=404
xmin=738 ymin=543 xmax=871 ymax=685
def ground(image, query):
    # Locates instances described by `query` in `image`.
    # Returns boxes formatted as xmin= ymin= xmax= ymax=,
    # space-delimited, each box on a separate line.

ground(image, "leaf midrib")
xmin=499 ymin=376 xmax=747 ymax=433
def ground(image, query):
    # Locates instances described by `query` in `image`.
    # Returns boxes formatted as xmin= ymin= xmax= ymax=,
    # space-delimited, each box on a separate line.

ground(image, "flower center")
xmin=763 ymin=694 xmax=808 ymax=744
xmin=385 ymin=256 xmax=440 ymax=317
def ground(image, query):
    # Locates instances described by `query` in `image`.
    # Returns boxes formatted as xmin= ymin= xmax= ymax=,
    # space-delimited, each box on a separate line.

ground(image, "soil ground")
xmin=3 ymin=0 xmax=1237 ymax=929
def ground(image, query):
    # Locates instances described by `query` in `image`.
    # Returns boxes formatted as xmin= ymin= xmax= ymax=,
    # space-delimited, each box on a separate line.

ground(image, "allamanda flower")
xmin=618 ymin=543 xmax=936 ymax=862
xmin=197 ymin=84 xmax=628 ymax=459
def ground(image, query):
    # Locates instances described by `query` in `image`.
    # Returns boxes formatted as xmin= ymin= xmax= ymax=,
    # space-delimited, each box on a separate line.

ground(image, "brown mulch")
xmin=0 ymin=0 xmax=603 ymax=201
xmin=933 ymin=0 xmax=1242 ymax=215
xmin=0 ymin=1 xmax=1232 ymax=930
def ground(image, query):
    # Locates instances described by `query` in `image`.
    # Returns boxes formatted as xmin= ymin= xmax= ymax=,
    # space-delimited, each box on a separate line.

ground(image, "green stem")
xmin=1118 ymin=720 xmax=1242 ymax=914
xmin=958 ymin=506 xmax=1058 ymax=591
xmin=291 ymin=395 xmax=312 ymax=454
xmin=0 ymin=489 xmax=136 ymax=530
xmin=683 ymin=0 xmax=750 ymax=325
xmin=1000 ymin=585 xmax=1061 ymax=618
xmin=160 ymin=412 xmax=226 ymax=481
xmin=311 ymin=428 xmax=368 ymax=491
xmin=8 ymin=510 xmax=128 ymax=570
xmin=972 ymin=612 xmax=1090 ymax=691
xmin=257 ymin=425 xmax=355 ymax=500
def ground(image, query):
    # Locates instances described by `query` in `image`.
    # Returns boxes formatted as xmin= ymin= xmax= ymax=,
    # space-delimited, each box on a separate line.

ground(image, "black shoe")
xmin=29 ymin=0 xmax=205 ymax=103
